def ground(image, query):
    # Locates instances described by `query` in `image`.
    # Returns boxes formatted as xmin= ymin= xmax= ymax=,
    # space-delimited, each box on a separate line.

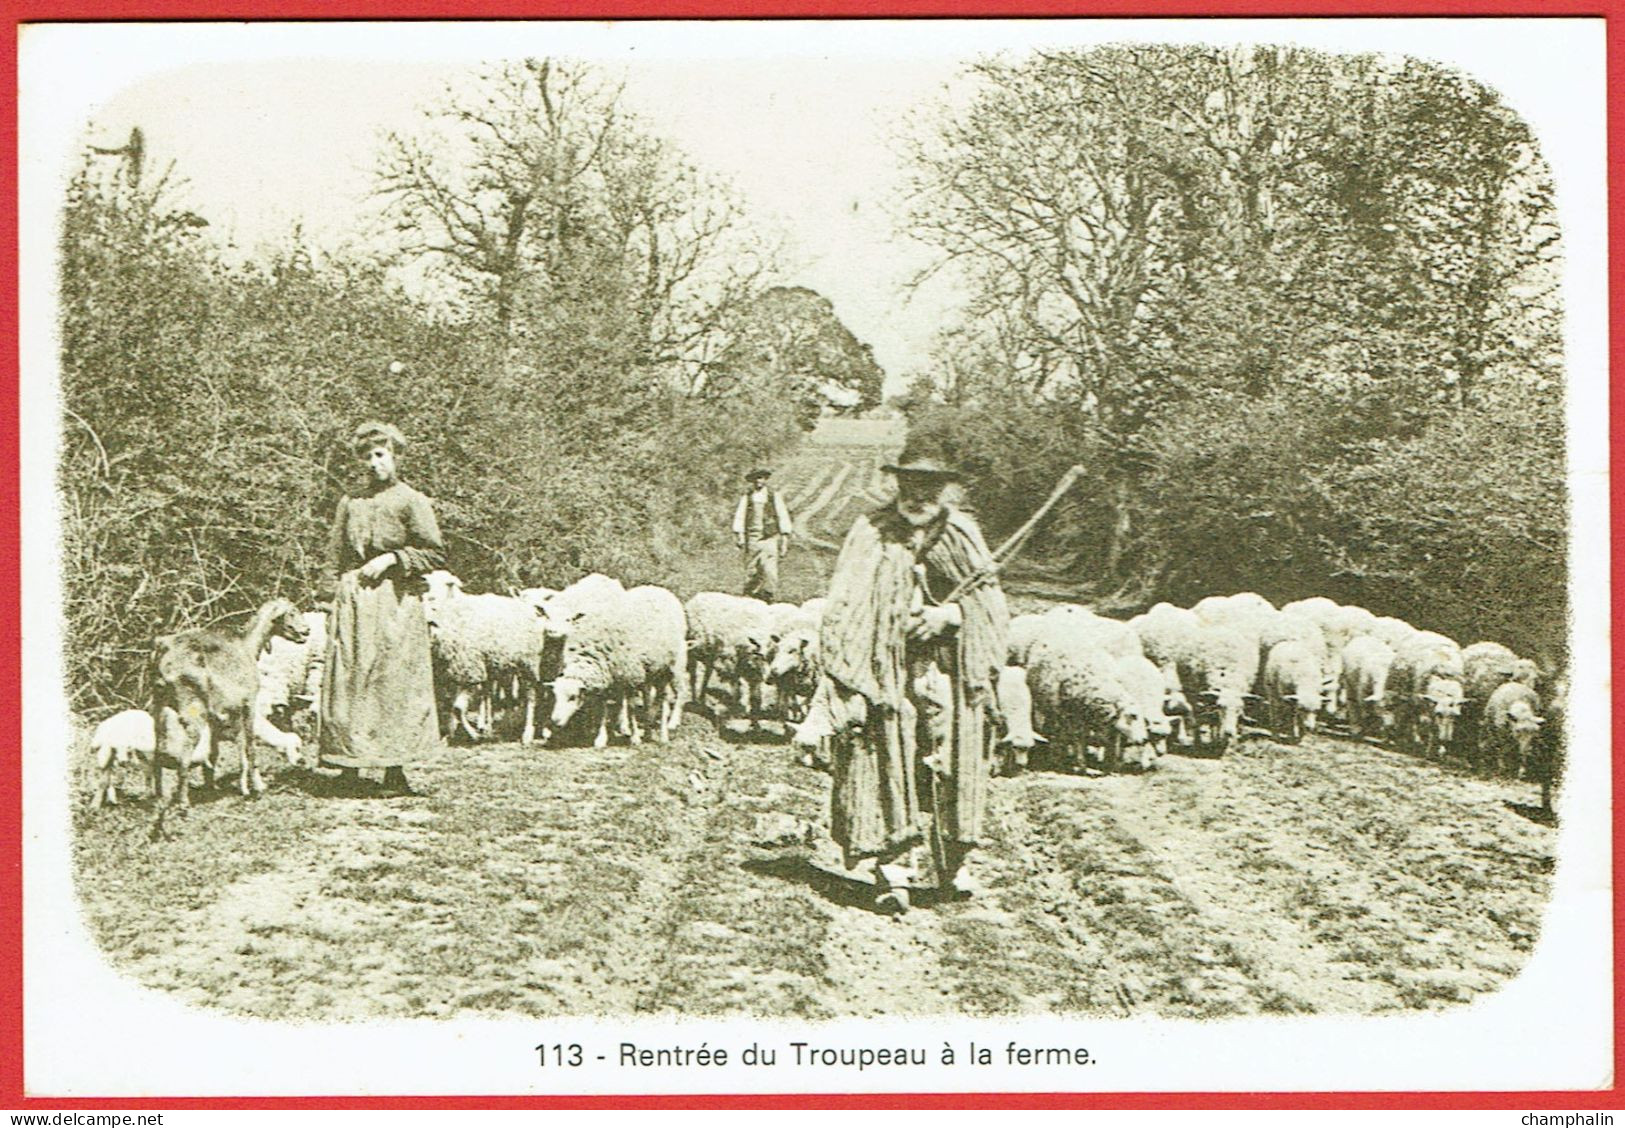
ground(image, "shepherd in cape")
xmin=794 ymin=434 xmax=1010 ymax=913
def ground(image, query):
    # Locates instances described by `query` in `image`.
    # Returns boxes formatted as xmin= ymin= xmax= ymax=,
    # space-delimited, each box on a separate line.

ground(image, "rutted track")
xmin=72 ymin=713 xmax=1556 ymax=1019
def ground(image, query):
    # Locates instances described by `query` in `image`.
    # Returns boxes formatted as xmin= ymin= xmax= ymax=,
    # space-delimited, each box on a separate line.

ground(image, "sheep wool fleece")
xmin=816 ymin=504 xmax=1009 ymax=877
xmin=321 ymin=482 xmax=446 ymax=769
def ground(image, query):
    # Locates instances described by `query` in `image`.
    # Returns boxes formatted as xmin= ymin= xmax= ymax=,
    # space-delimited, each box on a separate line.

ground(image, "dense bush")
xmin=58 ymin=167 xmax=802 ymax=711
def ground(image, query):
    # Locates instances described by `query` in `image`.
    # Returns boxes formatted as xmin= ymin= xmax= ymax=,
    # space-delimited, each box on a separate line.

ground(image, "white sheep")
xmin=1297 ymin=603 xmax=1377 ymax=717
xmin=1134 ymin=608 xmax=1255 ymax=750
xmin=993 ymin=664 xmax=1043 ymax=774
xmin=1389 ymin=631 xmax=1466 ymax=758
xmin=1025 ymin=628 xmax=1148 ymax=772
xmin=547 ymin=584 xmax=687 ymax=747
xmin=1258 ymin=611 xmax=1335 ymax=715
xmin=1128 ymin=603 xmax=1200 ymax=745
xmin=255 ymin=609 xmax=327 ymax=739
xmin=1462 ymin=640 xmax=1523 ymax=748
xmin=1262 ymin=638 xmax=1323 ymax=742
xmin=685 ymin=592 xmax=775 ymax=724
xmin=1192 ymin=596 xmax=1276 ymax=691
xmin=1481 ymin=681 xmax=1545 ymax=778
xmin=769 ymin=601 xmax=825 ymax=724
xmin=1340 ymin=635 xmax=1396 ymax=740
xmin=1462 ymin=640 xmax=1522 ymax=703
xmin=1018 ymin=605 xmax=1143 ymax=745
xmin=1177 ymin=622 xmax=1259 ymax=752
xmin=423 ymin=581 xmax=552 ymax=745
xmin=88 ymin=708 xmax=155 ymax=807
xmin=1114 ymin=652 xmax=1170 ymax=769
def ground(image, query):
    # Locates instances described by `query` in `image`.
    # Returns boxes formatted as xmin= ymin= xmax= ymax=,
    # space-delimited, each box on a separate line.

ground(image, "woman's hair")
xmin=351 ymin=420 xmax=406 ymax=454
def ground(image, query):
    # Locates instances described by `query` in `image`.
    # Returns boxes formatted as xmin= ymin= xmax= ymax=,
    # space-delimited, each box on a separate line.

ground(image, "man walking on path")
xmin=733 ymin=467 xmax=794 ymax=602
xmin=793 ymin=437 xmax=1009 ymax=913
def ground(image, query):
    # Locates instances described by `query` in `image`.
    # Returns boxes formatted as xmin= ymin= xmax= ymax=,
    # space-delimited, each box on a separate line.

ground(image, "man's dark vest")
xmin=743 ymin=490 xmax=784 ymax=541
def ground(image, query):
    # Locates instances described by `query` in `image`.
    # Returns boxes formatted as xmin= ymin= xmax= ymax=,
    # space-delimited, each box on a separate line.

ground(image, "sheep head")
xmin=549 ymin=675 xmax=587 ymax=729
xmin=1203 ymin=685 xmax=1247 ymax=739
xmin=275 ymin=730 xmax=303 ymax=765
xmin=1162 ymin=688 xmax=1192 ymax=718
xmin=1505 ymin=699 xmax=1546 ymax=755
xmin=1365 ymin=693 xmax=1396 ymax=733
xmin=422 ymin=570 xmax=462 ymax=605
xmin=1294 ymin=669 xmax=1324 ymax=716
xmin=1113 ymin=703 xmax=1149 ymax=747
xmin=769 ymin=631 xmax=814 ymax=681
xmin=1424 ymin=676 xmax=1464 ymax=744
xmin=534 ymin=604 xmax=586 ymax=642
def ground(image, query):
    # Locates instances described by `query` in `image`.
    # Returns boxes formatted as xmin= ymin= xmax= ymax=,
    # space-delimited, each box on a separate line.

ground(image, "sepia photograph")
xmin=17 ymin=16 xmax=1612 ymax=1099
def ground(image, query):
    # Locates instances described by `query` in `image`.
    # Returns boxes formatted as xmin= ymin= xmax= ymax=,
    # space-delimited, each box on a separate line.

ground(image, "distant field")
xmin=774 ymin=417 xmax=905 ymax=550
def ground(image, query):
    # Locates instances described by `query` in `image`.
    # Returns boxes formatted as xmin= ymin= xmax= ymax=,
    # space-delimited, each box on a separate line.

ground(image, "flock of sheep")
xmin=84 ymin=574 xmax=825 ymax=808
xmin=1002 ymin=593 xmax=1558 ymax=787
xmin=84 ymin=572 xmax=1560 ymax=812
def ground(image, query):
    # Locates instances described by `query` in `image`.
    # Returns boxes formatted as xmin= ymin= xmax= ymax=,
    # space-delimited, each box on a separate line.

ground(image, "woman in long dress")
xmin=320 ymin=420 xmax=445 ymax=794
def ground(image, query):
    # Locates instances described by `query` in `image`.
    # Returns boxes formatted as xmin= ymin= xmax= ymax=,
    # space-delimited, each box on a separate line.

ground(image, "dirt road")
xmin=72 ymin=715 xmax=1554 ymax=1021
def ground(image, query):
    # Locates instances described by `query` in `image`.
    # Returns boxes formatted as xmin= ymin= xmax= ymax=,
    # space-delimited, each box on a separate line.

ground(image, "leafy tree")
xmin=709 ymin=285 xmax=885 ymax=423
xmin=901 ymin=45 xmax=1565 ymax=651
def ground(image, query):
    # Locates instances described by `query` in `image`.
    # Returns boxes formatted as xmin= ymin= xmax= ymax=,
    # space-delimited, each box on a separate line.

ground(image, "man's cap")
xmin=746 ymin=467 xmax=772 ymax=481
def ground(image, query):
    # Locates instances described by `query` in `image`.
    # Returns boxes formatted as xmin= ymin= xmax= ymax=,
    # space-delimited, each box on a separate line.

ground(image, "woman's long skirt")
xmin=320 ymin=572 xmax=440 ymax=769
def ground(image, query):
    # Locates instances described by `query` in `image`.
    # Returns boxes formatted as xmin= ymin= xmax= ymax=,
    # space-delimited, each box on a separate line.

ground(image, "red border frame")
xmin=2 ymin=2 xmax=1617 ymax=1110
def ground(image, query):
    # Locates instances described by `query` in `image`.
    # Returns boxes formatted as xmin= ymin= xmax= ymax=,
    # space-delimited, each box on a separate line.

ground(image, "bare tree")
xmin=375 ymin=58 xmax=775 ymax=389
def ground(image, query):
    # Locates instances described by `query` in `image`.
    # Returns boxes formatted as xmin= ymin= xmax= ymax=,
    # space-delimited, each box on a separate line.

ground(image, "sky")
xmin=26 ymin=18 xmax=1605 ymax=397
xmin=76 ymin=53 xmax=972 ymax=395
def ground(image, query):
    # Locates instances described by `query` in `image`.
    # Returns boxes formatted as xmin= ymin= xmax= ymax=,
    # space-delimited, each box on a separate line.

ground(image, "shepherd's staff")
xmin=936 ymin=463 xmax=1088 ymax=605
xmin=912 ymin=462 xmax=1085 ymax=889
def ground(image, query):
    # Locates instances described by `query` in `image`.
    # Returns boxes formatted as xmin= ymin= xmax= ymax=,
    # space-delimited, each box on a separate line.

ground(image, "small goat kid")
xmin=151 ymin=598 xmax=309 ymax=806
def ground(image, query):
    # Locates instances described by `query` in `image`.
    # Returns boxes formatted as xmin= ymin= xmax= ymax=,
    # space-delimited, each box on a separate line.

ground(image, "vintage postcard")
xmin=16 ymin=16 xmax=1613 ymax=1100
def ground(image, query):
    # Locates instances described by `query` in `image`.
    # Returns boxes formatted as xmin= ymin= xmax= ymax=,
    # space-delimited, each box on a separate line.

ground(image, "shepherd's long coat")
xmin=813 ymin=504 xmax=1009 ymax=873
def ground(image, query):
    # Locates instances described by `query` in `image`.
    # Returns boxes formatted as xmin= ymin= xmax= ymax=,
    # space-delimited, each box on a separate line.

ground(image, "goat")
xmin=150 ymin=597 xmax=309 ymax=807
